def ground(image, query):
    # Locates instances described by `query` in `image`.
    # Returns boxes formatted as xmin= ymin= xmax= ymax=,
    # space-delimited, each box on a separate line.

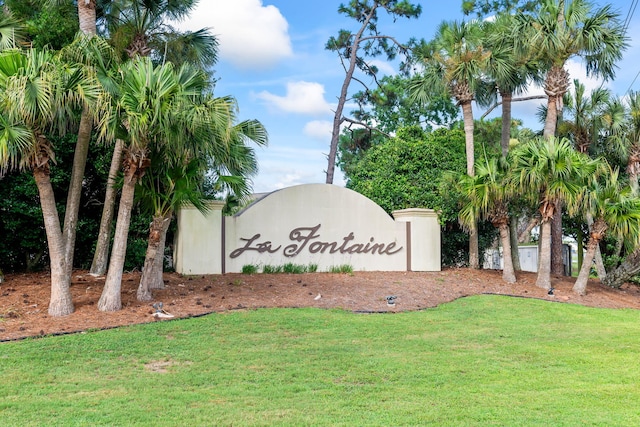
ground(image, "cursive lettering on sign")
xmin=229 ymin=224 xmax=402 ymax=259
xmin=229 ymin=234 xmax=282 ymax=259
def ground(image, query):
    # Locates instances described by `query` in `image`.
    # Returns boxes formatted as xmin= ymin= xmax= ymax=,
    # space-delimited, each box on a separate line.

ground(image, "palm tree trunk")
xmin=90 ymin=139 xmax=124 ymax=276
xmin=586 ymin=212 xmax=607 ymax=279
xmin=77 ymin=0 xmax=97 ymax=36
xmin=518 ymin=216 xmax=539 ymax=243
xmin=573 ymin=238 xmax=599 ymax=295
xmin=499 ymin=224 xmax=516 ymax=283
xmin=98 ymin=174 xmax=137 ymax=312
xmin=461 ymin=101 xmax=475 ymax=177
xmin=544 ymin=94 xmax=559 ymax=139
xmin=536 ymin=219 xmax=552 ymax=290
xmin=509 ymin=216 xmax=521 ymax=271
xmin=551 ymin=203 xmax=564 ymax=275
xmin=500 ymin=90 xmax=512 ymax=157
xmin=461 ymin=100 xmax=479 ymax=268
xmin=33 ymin=168 xmax=74 ymax=316
xmin=62 ymin=105 xmax=93 ymax=278
xmin=602 ymin=246 xmax=640 ymax=289
xmin=149 ymin=213 xmax=171 ymax=290
xmin=137 ymin=213 xmax=171 ymax=301
xmin=576 ymin=228 xmax=584 ymax=271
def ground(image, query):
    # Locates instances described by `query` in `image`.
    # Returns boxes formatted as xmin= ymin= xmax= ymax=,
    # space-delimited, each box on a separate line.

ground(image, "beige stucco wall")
xmin=393 ymin=208 xmax=441 ymax=271
xmin=174 ymin=184 xmax=442 ymax=274
xmin=224 ymin=184 xmax=408 ymax=272
xmin=173 ymin=201 xmax=225 ymax=275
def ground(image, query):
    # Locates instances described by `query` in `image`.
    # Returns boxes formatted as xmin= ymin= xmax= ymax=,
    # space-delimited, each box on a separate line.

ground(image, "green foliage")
xmin=462 ymin=0 xmax=540 ymax=17
xmin=329 ymin=264 xmax=353 ymax=273
xmin=259 ymin=264 xmax=319 ymax=274
xmin=350 ymin=74 xmax=459 ymax=134
xmin=0 ymin=131 xmax=151 ymax=273
xmin=5 ymin=0 xmax=78 ymax=49
xmin=347 ymin=126 xmax=466 ymax=222
xmin=345 ymin=125 xmax=499 ymax=266
xmin=283 ymin=263 xmax=306 ymax=274
xmin=262 ymin=265 xmax=283 ymax=274
xmin=241 ymin=264 xmax=259 ymax=275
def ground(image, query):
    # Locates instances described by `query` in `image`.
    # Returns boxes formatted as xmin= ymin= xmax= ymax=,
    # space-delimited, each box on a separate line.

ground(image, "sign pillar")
xmin=174 ymin=201 xmax=225 ymax=275
xmin=392 ymin=208 xmax=441 ymax=271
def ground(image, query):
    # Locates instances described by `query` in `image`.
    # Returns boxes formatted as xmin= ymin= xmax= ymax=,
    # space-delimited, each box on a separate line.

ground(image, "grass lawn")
xmin=2 ymin=295 xmax=640 ymax=426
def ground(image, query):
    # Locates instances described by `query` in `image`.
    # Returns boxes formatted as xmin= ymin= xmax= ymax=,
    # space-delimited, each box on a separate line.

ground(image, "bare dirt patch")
xmin=2 ymin=268 xmax=640 ymax=342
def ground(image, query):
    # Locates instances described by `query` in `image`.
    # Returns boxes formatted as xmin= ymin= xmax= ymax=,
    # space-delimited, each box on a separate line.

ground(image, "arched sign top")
xmin=234 ymin=183 xmax=395 ymax=225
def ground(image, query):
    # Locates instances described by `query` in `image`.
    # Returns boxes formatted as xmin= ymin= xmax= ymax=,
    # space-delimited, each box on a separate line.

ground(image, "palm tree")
xmin=599 ymin=93 xmax=640 ymax=288
xmin=510 ymin=136 xmax=598 ymax=289
xmin=558 ymin=79 xmax=612 ymax=277
xmin=481 ymin=13 xmax=542 ymax=156
xmin=136 ymin=100 xmax=268 ymax=301
xmin=518 ymin=0 xmax=626 ymax=275
xmin=519 ymin=0 xmax=626 ymax=139
xmin=89 ymin=0 xmax=218 ymax=276
xmin=409 ymin=20 xmax=489 ymax=269
xmin=458 ymin=156 xmax=516 ymax=283
xmin=573 ymin=168 xmax=640 ymax=295
xmin=0 ymin=48 xmax=100 ymax=316
xmin=98 ymin=58 xmax=210 ymax=311
xmin=560 ymin=79 xmax=611 ymax=155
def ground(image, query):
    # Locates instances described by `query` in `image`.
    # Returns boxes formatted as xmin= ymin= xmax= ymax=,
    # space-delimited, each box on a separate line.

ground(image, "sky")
xmin=178 ymin=0 xmax=640 ymax=193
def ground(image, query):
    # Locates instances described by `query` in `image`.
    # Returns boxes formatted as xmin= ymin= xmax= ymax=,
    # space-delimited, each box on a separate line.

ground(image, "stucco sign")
xmin=174 ymin=184 xmax=440 ymax=274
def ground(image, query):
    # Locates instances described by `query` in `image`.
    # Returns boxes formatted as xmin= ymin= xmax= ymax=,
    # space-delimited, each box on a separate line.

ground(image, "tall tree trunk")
xmin=602 ymin=247 xmax=640 ymax=289
xmin=77 ymin=0 xmax=97 ymax=36
xmin=576 ymin=228 xmax=584 ymax=271
xmin=98 ymin=174 xmax=137 ymax=312
xmin=509 ymin=216 xmax=521 ymax=271
xmin=326 ymin=5 xmax=376 ymax=184
xmin=536 ymin=219 xmax=552 ymax=290
xmin=573 ymin=237 xmax=598 ymax=295
xmin=500 ymin=90 xmax=512 ymax=157
xmin=33 ymin=168 xmax=74 ymax=316
xmin=62 ymin=106 xmax=93 ymax=278
xmin=543 ymin=94 xmax=560 ymax=139
xmin=90 ymin=139 xmax=124 ymax=275
xmin=499 ymin=224 xmax=516 ymax=283
xmin=149 ymin=214 xmax=171 ymax=290
xmin=461 ymin=100 xmax=478 ymax=268
xmin=551 ymin=203 xmax=564 ymax=275
xmin=137 ymin=213 xmax=171 ymax=301
xmin=518 ymin=216 xmax=539 ymax=243
xmin=586 ymin=212 xmax=607 ymax=279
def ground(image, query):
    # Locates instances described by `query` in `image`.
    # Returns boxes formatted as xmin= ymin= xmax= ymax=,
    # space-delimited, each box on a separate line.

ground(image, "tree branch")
xmin=480 ymin=95 xmax=547 ymax=119
xmin=342 ymin=117 xmax=391 ymax=138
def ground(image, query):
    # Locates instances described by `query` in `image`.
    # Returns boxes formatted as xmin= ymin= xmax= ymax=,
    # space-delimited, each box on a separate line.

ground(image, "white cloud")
xmin=304 ymin=120 xmax=333 ymax=140
xmin=255 ymin=81 xmax=332 ymax=115
xmin=178 ymin=0 xmax=293 ymax=69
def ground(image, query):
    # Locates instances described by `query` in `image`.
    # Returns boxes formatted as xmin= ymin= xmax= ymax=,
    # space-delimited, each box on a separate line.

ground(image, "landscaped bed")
xmin=2 ymin=268 xmax=640 ymax=341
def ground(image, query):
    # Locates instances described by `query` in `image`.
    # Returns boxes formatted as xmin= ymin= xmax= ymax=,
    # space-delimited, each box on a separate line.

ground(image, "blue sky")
xmin=179 ymin=0 xmax=640 ymax=193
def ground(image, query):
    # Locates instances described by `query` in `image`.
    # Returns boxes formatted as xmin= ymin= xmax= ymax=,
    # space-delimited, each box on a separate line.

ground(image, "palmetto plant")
xmin=573 ymin=168 xmax=640 ymax=295
xmin=510 ymin=136 xmax=600 ymax=289
xmin=134 ymin=97 xmax=267 ymax=302
xmin=458 ymin=156 xmax=517 ymax=283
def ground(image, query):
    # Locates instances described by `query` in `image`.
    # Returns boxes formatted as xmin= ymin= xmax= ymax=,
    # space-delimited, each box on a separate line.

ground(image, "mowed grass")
xmin=2 ymin=295 xmax=640 ymax=426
